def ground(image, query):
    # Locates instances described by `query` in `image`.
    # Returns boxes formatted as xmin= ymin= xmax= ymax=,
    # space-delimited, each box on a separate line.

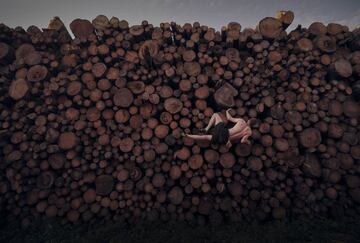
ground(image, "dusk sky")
xmin=0 ymin=0 xmax=359 ymax=32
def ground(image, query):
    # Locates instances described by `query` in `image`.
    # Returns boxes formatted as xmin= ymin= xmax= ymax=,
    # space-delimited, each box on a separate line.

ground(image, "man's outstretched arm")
xmin=226 ymin=109 xmax=241 ymax=123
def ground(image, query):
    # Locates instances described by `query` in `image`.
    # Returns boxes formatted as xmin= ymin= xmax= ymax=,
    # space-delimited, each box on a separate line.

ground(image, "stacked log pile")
xmin=0 ymin=11 xmax=360 ymax=226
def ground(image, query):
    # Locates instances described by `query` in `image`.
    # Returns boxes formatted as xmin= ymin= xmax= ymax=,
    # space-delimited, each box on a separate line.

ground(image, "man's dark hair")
xmin=211 ymin=122 xmax=229 ymax=145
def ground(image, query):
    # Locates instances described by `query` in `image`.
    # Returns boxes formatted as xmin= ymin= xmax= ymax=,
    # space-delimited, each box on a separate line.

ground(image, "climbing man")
xmin=182 ymin=109 xmax=252 ymax=149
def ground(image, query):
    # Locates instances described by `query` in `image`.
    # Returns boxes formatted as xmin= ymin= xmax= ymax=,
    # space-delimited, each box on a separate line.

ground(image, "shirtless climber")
xmin=182 ymin=109 xmax=252 ymax=149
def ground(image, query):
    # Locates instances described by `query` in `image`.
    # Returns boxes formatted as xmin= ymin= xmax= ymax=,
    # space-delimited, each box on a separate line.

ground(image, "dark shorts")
xmin=211 ymin=122 xmax=229 ymax=145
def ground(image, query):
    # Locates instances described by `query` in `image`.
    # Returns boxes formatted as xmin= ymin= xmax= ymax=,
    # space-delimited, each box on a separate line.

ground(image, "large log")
xmin=259 ymin=17 xmax=283 ymax=39
xmin=214 ymin=83 xmax=238 ymax=107
xmin=70 ymin=18 xmax=94 ymax=40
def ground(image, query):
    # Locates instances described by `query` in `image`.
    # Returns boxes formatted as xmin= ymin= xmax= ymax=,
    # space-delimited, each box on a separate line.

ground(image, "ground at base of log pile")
xmin=1 ymin=216 xmax=360 ymax=243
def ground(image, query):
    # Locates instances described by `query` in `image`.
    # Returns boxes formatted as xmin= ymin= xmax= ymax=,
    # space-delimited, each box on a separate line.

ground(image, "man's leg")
xmin=186 ymin=134 xmax=212 ymax=141
xmin=205 ymin=113 xmax=223 ymax=131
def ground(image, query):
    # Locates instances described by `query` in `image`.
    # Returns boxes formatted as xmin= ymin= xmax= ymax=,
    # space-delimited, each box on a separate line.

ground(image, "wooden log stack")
xmin=0 ymin=11 xmax=360 ymax=227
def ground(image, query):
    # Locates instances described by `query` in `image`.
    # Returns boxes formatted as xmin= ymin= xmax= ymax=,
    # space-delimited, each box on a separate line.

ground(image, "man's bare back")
xmin=226 ymin=109 xmax=252 ymax=145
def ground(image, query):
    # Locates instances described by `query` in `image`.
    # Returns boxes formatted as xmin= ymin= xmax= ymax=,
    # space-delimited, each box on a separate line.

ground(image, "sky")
xmin=0 ymin=0 xmax=359 ymax=33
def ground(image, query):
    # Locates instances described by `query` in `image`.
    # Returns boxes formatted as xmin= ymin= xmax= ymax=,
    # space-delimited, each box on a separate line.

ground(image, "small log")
xmin=315 ymin=35 xmax=336 ymax=53
xmin=36 ymin=172 xmax=54 ymax=189
xmin=154 ymin=124 xmax=169 ymax=139
xmin=194 ymin=86 xmax=210 ymax=99
xmin=235 ymin=143 xmax=252 ymax=157
xmin=113 ymin=88 xmax=134 ymax=108
xmin=183 ymin=50 xmax=196 ymax=62
xmin=168 ymin=186 xmax=184 ymax=205
xmin=286 ymin=111 xmax=302 ymax=125
xmin=204 ymin=149 xmax=219 ymax=164
xmin=138 ymin=40 xmax=159 ymax=60
xmin=67 ymin=81 xmax=82 ymax=96
xmin=219 ymin=153 xmax=235 ymax=168
xmin=183 ymin=62 xmax=201 ymax=76
xmin=327 ymin=23 xmax=343 ymax=35
xmin=86 ymin=107 xmax=101 ymax=122
xmin=115 ymin=110 xmax=130 ymax=123
xmin=274 ymin=138 xmax=289 ymax=151
xmin=299 ymin=128 xmax=322 ymax=148
xmin=58 ymin=132 xmax=78 ymax=150
xmin=129 ymin=115 xmax=143 ymax=130
xmin=247 ymin=157 xmax=263 ymax=171
xmin=175 ymin=147 xmax=191 ymax=160
xmin=296 ymin=38 xmax=313 ymax=52
xmin=308 ymin=22 xmax=327 ymax=36
xmin=83 ymin=189 xmax=96 ymax=204
xmin=92 ymin=63 xmax=107 ymax=78
xmin=343 ymin=100 xmax=360 ymax=118
xmin=15 ymin=44 xmax=35 ymax=60
xmin=92 ymin=15 xmax=110 ymax=32
xmin=179 ymin=79 xmax=192 ymax=92
xmin=129 ymin=25 xmax=144 ymax=37
xmin=328 ymin=100 xmax=343 ymax=116
xmin=330 ymin=59 xmax=352 ymax=78
xmin=351 ymin=145 xmax=360 ymax=160
xmin=27 ymin=65 xmax=48 ymax=82
xmin=268 ymin=51 xmax=282 ymax=64
xmin=152 ymin=173 xmax=166 ymax=188
xmin=164 ymin=98 xmax=183 ymax=114
xmin=48 ymin=153 xmax=66 ymax=170
xmin=169 ymin=165 xmax=182 ymax=180
xmin=328 ymin=123 xmax=344 ymax=138
xmin=127 ymin=81 xmax=145 ymax=94
xmin=95 ymin=175 xmax=114 ymax=196
xmin=9 ymin=79 xmax=29 ymax=100
xmin=119 ymin=137 xmax=134 ymax=152
xmin=67 ymin=211 xmax=80 ymax=223
xmin=25 ymin=51 xmax=41 ymax=66
xmin=188 ymin=154 xmax=204 ymax=170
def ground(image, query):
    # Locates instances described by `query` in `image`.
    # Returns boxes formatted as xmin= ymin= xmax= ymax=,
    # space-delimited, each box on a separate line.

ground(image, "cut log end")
xmin=259 ymin=17 xmax=283 ymax=39
xmin=9 ymin=79 xmax=29 ymax=100
xmin=299 ymin=128 xmax=322 ymax=148
xmin=214 ymin=83 xmax=238 ymax=107
xmin=95 ymin=175 xmax=114 ymax=196
xmin=70 ymin=18 xmax=94 ymax=40
xmin=113 ymin=88 xmax=134 ymax=108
